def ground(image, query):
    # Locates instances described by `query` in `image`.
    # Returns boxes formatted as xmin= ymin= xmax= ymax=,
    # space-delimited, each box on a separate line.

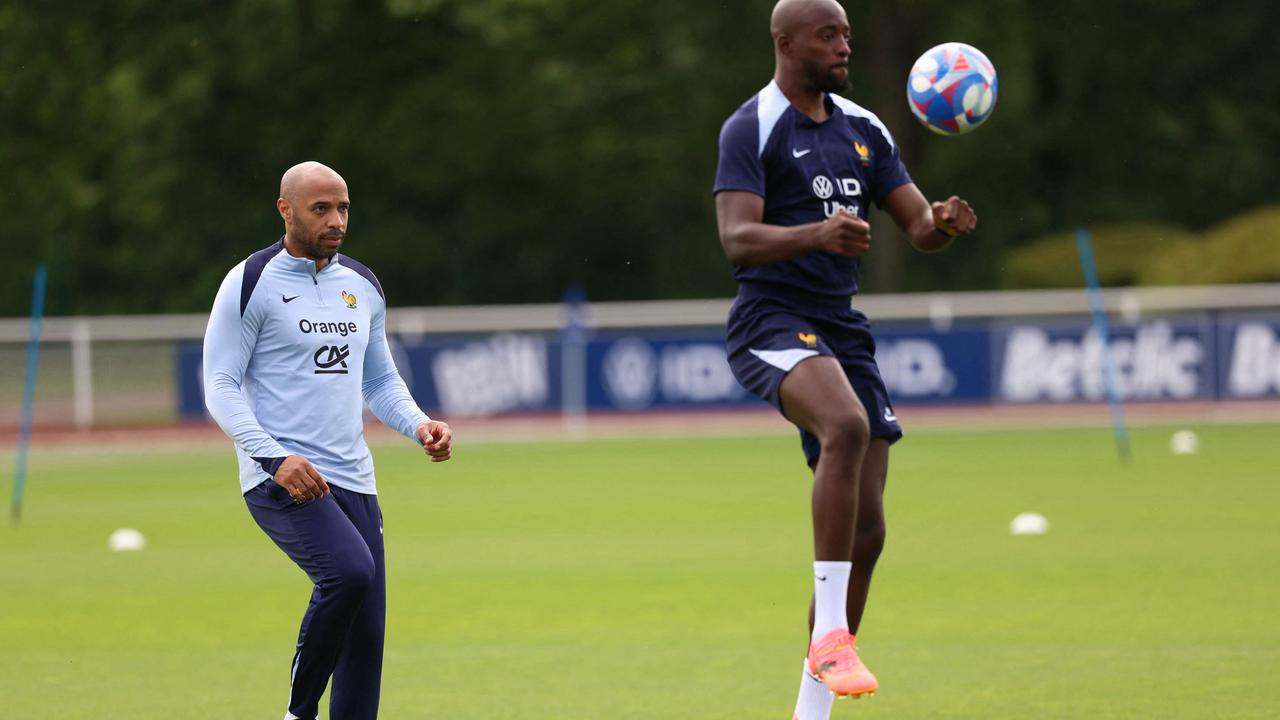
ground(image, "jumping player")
xmin=203 ymin=161 xmax=452 ymax=720
xmin=713 ymin=1 xmax=976 ymax=717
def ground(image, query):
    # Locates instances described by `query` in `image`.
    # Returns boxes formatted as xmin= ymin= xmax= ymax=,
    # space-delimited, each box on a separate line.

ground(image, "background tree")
xmin=2 ymin=0 xmax=1276 ymax=315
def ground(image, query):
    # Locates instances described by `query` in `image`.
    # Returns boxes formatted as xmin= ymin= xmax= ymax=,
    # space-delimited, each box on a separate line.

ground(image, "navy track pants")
xmin=245 ymin=480 xmax=385 ymax=720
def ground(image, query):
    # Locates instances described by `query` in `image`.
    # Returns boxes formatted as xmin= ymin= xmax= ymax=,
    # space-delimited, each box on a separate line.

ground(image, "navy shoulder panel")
xmin=338 ymin=254 xmax=385 ymax=301
xmin=240 ymin=238 xmax=284 ymax=316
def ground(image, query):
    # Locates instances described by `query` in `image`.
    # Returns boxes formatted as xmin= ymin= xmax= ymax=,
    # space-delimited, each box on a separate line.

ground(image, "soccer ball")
xmin=907 ymin=42 xmax=998 ymax=136
xmin=108 ymin=528 xmax=146 ymax=552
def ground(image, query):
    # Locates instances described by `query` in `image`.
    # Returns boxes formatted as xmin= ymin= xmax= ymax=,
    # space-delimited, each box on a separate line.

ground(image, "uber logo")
xmin=314 ymin=345 xmax=350 ymax=375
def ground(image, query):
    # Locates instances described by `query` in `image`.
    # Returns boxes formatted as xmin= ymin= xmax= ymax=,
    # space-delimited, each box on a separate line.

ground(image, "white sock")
xmin=811 ymin=560 xmax=852 ymax=641
xmin=793 ymin=658 xmax=835 ymax=719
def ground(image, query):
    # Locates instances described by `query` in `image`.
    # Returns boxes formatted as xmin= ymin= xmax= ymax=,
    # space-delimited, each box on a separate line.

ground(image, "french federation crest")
xmin=853 ymin=141 xmax=871 ymax=166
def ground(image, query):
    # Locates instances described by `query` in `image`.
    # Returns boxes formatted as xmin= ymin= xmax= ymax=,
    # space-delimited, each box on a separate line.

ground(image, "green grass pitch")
xmin=2 ymin=423 xmax=1278 ymax=718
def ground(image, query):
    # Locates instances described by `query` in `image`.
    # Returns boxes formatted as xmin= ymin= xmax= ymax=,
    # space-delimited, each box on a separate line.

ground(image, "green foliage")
xmin=1142 ymin=206 xmax=1280 ymax=285
xmin=1005 ymin=206 xmax=1280 ymax=288
xmin=1002 ymin=223 xmax=1195 ymax=288
xmin=2 ymin=0 xmax=1278 ymax=314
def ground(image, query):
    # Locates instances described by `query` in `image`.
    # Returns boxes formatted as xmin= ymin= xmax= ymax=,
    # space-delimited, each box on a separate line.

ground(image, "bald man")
xmin=203 ymin=162 xmax=452 ymax=720
xmin=713 ymin=1 xmax=976 ymax=717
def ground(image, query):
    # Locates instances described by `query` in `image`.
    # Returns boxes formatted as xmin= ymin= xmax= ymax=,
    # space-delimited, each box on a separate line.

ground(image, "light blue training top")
xmin=203 ymin=239 xmax=429 ymax=495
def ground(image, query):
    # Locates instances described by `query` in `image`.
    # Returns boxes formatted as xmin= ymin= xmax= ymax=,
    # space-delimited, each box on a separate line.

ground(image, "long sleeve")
xmin=361 ymin=299 xmax=429 ymax=441
xmin=203 ymin=263 xmax=289 ymax=471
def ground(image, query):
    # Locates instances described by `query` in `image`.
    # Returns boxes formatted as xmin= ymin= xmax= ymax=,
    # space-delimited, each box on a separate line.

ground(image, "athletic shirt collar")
xmin=274 ymin=237 xmax=342 ymax=276
xmin=793 ymin=94 xmax=842 ymax=128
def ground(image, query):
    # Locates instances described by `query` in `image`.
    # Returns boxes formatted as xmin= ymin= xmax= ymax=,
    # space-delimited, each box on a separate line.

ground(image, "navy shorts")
xmin=726 ymin=286 xmax=902 ymax=466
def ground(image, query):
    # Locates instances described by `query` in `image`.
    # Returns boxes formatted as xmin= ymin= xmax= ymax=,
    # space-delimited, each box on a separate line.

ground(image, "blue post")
xmin=13 ymin=264 xmax=48 ymax=522
xmin=560 ymin=284 xmax=588 ymax=438
xmin=1075 ymin=228 xmax=1131 ymax=463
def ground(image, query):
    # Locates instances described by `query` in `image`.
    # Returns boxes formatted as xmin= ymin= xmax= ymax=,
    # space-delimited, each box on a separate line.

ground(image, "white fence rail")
xmin=2 ymin=284 xmax=1277 ymax=429
xmin=4 ymin=283 xmax=1279 ymax=343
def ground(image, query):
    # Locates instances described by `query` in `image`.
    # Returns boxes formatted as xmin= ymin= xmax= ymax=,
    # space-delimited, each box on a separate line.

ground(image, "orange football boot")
xmin=806 ymin=628 xmax=878 ymax=698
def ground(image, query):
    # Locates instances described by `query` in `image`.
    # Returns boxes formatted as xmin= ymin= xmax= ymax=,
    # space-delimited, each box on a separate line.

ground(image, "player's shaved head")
xmin=770 ymin=0 xmax=851 ymax=97
xmin=276 ymin=161 xmax=349 ymax=268
xmin=279 ymin=161 xmax=346 ymax=203
xmin=771 ymin=0 xmax=846 ymax=39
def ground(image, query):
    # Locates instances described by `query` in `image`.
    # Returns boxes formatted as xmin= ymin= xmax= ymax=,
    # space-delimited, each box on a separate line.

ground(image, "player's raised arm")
xmin=882 ymin=182 xmax=977 ymax=253
xmin=715 ymin=190 xmax=873 ymax=266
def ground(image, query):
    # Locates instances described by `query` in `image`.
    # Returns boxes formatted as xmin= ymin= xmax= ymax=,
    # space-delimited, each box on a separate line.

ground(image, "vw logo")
xmin=811 ymin=175 xmax=833 ymax=199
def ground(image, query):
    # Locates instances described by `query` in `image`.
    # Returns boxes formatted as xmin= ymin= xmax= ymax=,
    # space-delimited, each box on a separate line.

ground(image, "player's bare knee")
xmin=820 ymin=409 xmax=871 ymax=458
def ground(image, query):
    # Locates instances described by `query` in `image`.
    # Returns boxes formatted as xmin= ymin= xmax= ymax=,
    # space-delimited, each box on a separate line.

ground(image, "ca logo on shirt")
xmin=314 ymin=345 xmax=351 ymax=375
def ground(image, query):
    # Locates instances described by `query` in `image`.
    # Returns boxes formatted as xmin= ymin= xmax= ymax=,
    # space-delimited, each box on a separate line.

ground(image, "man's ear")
xmin=276 ymin=197 xmax=291 ymax=223
xmin=776 ymin=34 xmax=792 ymax=59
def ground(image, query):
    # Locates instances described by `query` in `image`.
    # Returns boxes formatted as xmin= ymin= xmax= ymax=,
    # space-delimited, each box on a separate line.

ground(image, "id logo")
xmin=878 ymin=339 xmax=956 ymax=397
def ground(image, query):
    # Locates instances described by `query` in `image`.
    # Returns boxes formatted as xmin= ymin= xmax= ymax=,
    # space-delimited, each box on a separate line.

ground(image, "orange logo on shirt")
xmin=853 ymin=141 xmax=871 ymax=165
xmin=798 ymin=332 xmax=818 ymax=348
xmin=341 ymin=291 xmax=357 ymax=309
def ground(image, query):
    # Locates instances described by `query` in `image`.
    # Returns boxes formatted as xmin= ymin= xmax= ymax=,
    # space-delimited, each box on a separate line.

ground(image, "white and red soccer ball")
xmin=907 ymin=42 xmax=998 ymax=136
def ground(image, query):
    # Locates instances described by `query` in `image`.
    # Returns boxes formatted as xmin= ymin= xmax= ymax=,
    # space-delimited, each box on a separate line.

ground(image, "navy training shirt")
xmin=714 ymin=80 xmax=912 ymax=299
